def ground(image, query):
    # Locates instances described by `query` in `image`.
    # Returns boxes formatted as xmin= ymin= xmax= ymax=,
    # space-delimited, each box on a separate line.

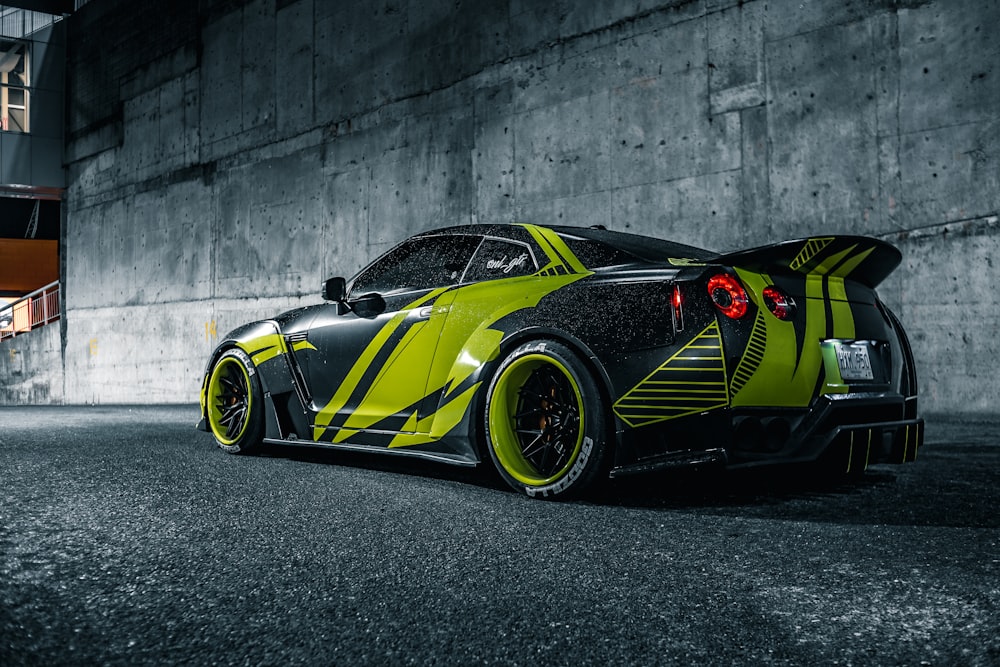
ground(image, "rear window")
xmin=556 ymin=228 xmax=715 ymax=264
xmin=560 ymin=237 xmax=638 ymax=268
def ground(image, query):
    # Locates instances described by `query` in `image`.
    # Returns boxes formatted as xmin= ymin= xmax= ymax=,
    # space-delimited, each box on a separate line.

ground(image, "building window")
xmin=0 ymin=40 xmax=29 ymax=133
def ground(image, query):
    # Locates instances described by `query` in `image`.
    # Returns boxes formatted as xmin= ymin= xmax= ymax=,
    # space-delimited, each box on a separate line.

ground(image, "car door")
xmin=300 ymin=233 xmax=481 ymax=444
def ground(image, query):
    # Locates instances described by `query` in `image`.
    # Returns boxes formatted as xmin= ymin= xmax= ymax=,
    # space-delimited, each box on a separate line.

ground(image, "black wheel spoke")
xmin=537 ymin=439 xmax=554 ymax=473
xmin=509 ymin=361 xmax=581 ymax=478
xmin=225 ymin=407 xmax=245 ymax=439
xmin=521 ymin=432 xmax=548 ymax=462
xmin=517 ymin=388 xmax=547 ymax=402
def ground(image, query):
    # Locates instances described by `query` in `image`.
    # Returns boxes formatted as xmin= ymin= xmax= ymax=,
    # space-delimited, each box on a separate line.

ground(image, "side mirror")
xmin=322 ymin=277 xmax=346 ymax=302
xmin=349 ymin=292 xmax=387 ymax=319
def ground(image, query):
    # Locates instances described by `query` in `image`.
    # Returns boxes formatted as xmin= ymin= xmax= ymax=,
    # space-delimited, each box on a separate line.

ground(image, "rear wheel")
xmin=206 ymin=348 xmax=264 ymax=454
xmin=484 ymin=340 xmax=609 ymax=499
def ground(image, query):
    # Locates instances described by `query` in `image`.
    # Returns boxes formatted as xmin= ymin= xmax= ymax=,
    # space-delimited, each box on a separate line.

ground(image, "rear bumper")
xmin=726 ymin=392 xmax=923 ymax=470
xmin=613 ymin=392 xmax=924 ymax=475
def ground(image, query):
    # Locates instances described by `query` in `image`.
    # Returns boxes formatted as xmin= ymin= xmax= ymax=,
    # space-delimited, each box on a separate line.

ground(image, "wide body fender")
xmin=197 ymin=319 xmax=296 ymax=434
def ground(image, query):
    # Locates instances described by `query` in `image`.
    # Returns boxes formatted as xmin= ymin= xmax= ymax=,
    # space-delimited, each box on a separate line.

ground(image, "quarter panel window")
xmin=463 ymin=239 xmax=537 ymax=283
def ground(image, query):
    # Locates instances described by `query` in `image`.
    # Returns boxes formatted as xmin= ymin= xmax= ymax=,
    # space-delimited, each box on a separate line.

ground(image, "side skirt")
xmin=261 ymin=437 xmax=479 ymax=467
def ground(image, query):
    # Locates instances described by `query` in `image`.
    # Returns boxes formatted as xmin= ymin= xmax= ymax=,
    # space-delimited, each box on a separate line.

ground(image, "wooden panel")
xmin=0 ymin=239 xmax=58 ymax=293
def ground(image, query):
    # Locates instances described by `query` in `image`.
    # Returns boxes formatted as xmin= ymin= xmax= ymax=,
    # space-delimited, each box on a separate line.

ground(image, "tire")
xmin=205 ymin=348 xmax=265 ymax=454
xmin=484 ymin=339 xmax=609 ymax=499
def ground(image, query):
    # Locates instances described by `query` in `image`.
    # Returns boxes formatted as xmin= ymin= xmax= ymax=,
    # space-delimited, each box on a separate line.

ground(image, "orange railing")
xmin=0 ymin=281 xmax=60 ymax=340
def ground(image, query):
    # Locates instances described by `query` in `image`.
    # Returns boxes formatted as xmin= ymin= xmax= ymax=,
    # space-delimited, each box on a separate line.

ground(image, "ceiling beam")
xmin=0 ymin=184 xmax=63 ymax=200
xmin=0 ymin=1 xmax=75 ymax=15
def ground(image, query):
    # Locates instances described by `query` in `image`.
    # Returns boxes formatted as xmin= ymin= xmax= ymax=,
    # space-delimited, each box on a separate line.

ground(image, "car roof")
xmin=415 ymin=223 xmax=717 ymax=263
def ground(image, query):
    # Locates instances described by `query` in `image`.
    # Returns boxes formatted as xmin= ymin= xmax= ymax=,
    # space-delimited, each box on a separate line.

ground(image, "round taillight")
xmin=707 ymin=274 xmax=748 ymax=319
xmin=762 ymin=285 xmax=796 ymax=320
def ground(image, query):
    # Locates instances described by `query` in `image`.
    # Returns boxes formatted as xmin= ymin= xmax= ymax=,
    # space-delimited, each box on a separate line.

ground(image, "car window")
xmin=559 ymin=236 xmax=638 ymax=268
xmin=463 ymin=238 xmax=538 ymax=283
xmin=350 ymin=234 xmax=481 ymax=297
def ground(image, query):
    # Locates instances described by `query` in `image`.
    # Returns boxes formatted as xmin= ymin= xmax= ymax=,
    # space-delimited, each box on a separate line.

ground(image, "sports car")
xmin=198 ymin=223 xmax=923 ymax=499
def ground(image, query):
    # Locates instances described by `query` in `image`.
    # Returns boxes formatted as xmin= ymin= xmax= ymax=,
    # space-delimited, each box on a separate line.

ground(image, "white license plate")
xmin=834 ymin=341 xmax=874 ymax=381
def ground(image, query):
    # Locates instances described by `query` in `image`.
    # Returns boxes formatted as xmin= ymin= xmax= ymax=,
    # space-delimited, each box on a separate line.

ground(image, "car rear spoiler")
xmin=712 ymin=236 xmax=902 ymax=288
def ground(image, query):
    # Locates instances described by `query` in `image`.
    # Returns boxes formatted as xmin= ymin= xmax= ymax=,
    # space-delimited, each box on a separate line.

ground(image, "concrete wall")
xmin=0 ymin=320 xmax=63 ymax=403
xmin=0 ymin=0 xmax=996 ymax=417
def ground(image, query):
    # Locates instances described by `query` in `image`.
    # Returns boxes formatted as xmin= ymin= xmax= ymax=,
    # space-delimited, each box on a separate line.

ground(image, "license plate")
xmin=834 ymin=341 xmax=874 ymax=381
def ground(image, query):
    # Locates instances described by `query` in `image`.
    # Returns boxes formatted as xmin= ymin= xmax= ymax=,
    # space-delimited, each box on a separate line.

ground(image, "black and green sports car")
xmin=198 ymin=223 xmax=923 ymax=499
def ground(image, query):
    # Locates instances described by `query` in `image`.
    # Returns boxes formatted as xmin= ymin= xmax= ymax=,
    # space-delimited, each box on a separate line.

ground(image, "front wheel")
xmin=484 ymin=340 xmax=609 ymax=499
xmin=205 ymin=348 xmax=265 ymax=454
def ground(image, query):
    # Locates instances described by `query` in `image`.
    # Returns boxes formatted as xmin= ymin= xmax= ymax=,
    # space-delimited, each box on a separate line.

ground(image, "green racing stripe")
xmin=311 ymin=224 xmax=595 ymax=445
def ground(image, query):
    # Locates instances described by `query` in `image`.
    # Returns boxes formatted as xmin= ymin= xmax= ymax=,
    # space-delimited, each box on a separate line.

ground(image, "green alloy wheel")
xmin=485 ymin=340 xmax=609 ymax=499
xmin=206 ymin=348 xmax=264 ymax=453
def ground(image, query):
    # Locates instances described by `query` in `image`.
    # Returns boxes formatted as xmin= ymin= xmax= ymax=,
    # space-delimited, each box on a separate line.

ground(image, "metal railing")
xmin=0 ymin=280 xmax=60 ymax=340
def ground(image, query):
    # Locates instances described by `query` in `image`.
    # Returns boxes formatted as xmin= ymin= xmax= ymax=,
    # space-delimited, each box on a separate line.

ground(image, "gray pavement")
xmin=1 ymin=406 xmax=997 ymax=665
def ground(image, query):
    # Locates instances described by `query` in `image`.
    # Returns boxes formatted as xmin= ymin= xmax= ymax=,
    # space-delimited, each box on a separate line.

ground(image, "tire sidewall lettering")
xmin=227 ymin=347 xmax=256 ymax=376
xmin=523 ymin=436 xmax=593 ymax=498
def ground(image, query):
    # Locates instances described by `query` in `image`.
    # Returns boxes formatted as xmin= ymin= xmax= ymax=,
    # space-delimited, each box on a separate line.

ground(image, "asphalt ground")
xmin=1 ymin=406 xmax=997 ymax=666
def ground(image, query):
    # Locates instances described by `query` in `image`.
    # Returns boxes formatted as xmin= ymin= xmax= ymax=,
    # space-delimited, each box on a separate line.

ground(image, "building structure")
xmin=0 ymin=2 xmax=67 ymax=342
xmin=0 ymin=0 xmax=997 ymax=418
